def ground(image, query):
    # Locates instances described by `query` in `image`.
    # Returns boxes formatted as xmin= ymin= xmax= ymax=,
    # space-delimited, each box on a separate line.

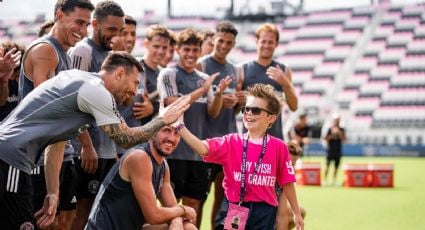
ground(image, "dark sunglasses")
xmin=241 ymin=106 xmax=272 ymax=115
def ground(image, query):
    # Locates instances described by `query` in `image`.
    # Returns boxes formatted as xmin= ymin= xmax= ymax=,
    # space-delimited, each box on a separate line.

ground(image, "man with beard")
xmin=86 ymin=125 xmax=197 ymax=230
xmin=68 ymin=1 xmax=126 ymax=229
xmin=0 ymin=52 xmax=190 ymax=229
xmin=120 ymin=15 xmax=137 ymax=54
xmin=16 ymin=1 xmax=94 ymax=229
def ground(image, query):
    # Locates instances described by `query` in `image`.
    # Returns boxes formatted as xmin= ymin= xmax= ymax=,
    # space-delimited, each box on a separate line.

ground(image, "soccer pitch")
xmin=201 ymin=156 xmax=425 ymax=230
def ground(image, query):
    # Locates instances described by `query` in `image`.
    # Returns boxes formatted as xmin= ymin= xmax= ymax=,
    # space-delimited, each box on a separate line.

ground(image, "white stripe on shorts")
xmin=6 ymin=166 xmax=20 ymax=193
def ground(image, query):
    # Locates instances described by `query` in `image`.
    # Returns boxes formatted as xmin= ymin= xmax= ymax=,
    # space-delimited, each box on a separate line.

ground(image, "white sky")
xmin=0 ymin=0 xmax=423 ymax=20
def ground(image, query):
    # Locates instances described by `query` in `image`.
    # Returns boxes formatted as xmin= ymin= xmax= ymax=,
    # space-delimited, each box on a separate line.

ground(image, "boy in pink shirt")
xmin=175 ymin=83 xmax=304 ymax=230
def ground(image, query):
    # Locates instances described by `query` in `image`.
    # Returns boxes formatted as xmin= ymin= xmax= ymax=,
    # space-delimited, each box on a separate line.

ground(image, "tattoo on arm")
xmin=101 ymin=117 xmax=166 ymax=149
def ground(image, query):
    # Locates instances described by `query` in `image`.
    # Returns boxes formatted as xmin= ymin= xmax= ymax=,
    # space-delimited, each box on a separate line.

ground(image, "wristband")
xmin=178 ymin=204 xmax=186 ymax=216
xmin=174 ymin=122 xmax=185 ymax=132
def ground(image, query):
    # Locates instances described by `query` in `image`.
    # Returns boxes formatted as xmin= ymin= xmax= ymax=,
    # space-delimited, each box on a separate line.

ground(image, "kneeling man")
xmin=86 ymin=125 xmax=197 ymax=230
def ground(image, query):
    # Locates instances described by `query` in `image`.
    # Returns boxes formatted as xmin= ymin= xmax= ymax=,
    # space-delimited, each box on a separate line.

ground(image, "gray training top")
xmin=157 ymin=65 xmax=214 ymax=161
xmin=69 ymin=37 xmax=117 ymax=159
xmin=240 ymin=60 xmax=287 ymax=140
xmin=199 ymin=54 xmax=238 ymax=137
xmin=0 ymin=69 xmax=122 ymax=174
xmin=17 ymin=35 xmax=74 ymax=164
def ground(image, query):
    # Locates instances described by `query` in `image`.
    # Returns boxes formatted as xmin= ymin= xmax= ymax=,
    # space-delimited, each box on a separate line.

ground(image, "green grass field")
xmin=200 ymin=156 xmax=425 ymax=230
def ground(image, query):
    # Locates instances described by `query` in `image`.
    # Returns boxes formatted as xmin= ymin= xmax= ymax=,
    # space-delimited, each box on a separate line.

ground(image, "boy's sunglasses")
xmin=241 ymin=106 xmax=272 ymax=115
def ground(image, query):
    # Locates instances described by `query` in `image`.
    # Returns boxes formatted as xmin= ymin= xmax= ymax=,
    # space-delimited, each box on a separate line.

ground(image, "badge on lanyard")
xmin=224 ymin=203 xmax=249 ymax=230
xmin=224 ymin=134 xmax=268 ymax=229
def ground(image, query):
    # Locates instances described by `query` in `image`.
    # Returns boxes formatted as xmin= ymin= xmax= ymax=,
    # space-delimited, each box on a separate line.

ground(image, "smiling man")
xmin=16 ymin=1 xmax=94 ymax=229
xmin=67 ymin=1 xmax=127 ymax=229
xmin=0 ymin=52 xmax=190 ymax=229
xmin=86 ymin=125 xmax=197 ymax=230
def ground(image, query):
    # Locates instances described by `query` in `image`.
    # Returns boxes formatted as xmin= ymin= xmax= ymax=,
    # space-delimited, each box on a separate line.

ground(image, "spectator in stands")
xmin=196 ymin=20 xmax=239 ymax=229
xmin=291 ymin=114 xmax=310 ymax=148
xmin=17 ymin=1 xmax=94 ymax=229
xmin=157 ymin=28 xmax=230 ymax=228
xmin=236 ymin=23 xmax=298 ymax=140
xmin=276 ymin=141 xmax=306 ymax=230
xmin=120 ymin=15 xmax=137 ymax=54
xmin=86 ymin=125 xmax=197 ymax=230
xmin=159 ymin=29 xmax=176 ymax=68
xmin=38 ymin=20 xmax=54 ymax=37
xmin=324 ymin=113 xmax=346 ymax=186
xmin=67 ymin=1 xmax=126 ymax=229
xmin=175 ymin=83 xmax=304 ymax=230
xmin=0 ymin=41 xmax=24 ymax=121
xmin=200 ymin=30 xmax=215 ymax=57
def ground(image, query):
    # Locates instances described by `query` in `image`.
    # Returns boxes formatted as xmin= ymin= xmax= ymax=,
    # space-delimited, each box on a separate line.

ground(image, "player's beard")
xmin=152 ymin=139 xmax=172 ymax=157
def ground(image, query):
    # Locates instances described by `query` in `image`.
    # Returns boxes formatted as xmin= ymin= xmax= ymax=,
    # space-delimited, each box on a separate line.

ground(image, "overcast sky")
xmin=0 ymin=0 xmax=423 ymax=20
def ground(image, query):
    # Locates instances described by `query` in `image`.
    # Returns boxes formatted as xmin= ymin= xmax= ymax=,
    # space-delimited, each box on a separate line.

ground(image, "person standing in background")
xmin=324 ymin=113 xmax=346 ymax=186
xmin=200 ymin=30 xmax=215 ymax=57
xmin=236 ymin=23 xmax=298 ymax=140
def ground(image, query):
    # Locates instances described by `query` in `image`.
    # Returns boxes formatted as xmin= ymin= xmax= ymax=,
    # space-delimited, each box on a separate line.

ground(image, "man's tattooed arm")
xmin=101 ymin=116 xmax=166 ymax=149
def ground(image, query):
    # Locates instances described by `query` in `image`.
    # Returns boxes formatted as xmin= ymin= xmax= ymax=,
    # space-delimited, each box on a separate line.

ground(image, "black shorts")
xmin=32 ymin=161 xmax=78 ymax=212
xmin=167 ymin=159 xmax=210 ymax=201
xmin=214 ymin=198 xmax=277 ymax=230
xmin=75 ymin=158 xmax=117 ymax=199
xmin=0 ymin=159 xmax=35 ymax=229
xmin=326 ymin=154 xmax=342 ymax=169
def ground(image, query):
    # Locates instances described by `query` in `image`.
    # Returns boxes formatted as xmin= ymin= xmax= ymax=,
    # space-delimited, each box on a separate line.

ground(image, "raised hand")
xmin=0 ymin=47 xmax=21 ymax=80
xmin=201 ymin=72 xmax=220 ymax=93
xmin=133 ymin=93 xmax=154 ymax=119
xmin=266 ymin=64 xmax=292 ymax=88
xmin=235 ymin=82 xmax=246 ymax=106
xmin=110 ymin=36 xmax=126 ymax=51
xmin=158 ymin=95 xmax=191 ymax=125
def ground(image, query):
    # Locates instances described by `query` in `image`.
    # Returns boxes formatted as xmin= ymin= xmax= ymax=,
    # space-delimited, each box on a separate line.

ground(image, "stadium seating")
xmin=1 ymin=2 xmax=424 ymax=146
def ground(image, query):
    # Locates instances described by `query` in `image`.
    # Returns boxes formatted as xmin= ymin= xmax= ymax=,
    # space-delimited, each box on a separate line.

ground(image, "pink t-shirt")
xmin=204 ymin=133 xmax=295 ymax=207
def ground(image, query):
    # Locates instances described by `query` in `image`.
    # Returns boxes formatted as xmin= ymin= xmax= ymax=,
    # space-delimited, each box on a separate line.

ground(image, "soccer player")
xmin=86 ymin=125 xmax=197 ymax=230
xmin=0 ymin=52 xmax=190 ymax=229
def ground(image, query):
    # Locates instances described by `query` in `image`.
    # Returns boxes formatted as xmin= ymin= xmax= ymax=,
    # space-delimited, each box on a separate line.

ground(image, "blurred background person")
xmin=324 ymin=113 xmax=346 ymax=186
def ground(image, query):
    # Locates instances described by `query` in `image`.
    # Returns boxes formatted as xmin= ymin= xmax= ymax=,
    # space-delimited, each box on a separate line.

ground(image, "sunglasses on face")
xmin=241 ymin=106 xmax=272 ymax=115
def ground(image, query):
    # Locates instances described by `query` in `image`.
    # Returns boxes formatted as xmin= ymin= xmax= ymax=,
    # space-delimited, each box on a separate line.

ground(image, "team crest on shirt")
xmin=88 ymin=180 xmax=100 ymax=194
xmin=20 ymin=222 xmax=34 ymax=230
xmin=197 ymin=79 xmax=206 ymax=88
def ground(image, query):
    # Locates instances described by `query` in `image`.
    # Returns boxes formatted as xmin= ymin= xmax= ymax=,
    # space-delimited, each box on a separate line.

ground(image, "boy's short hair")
xmin=246 ymin=83 xmax=282 ymax=116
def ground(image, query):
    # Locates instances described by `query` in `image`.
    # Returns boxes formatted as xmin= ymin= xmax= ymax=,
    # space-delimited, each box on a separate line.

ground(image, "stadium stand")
xmin=1 ymin=2 xmax=424 ymax=148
